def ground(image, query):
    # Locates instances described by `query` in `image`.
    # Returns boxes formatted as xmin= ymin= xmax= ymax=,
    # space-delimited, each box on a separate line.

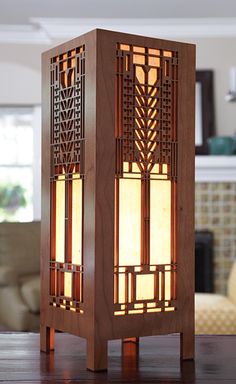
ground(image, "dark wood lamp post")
xmin=41 ymin=29 xmax=195 ymax=371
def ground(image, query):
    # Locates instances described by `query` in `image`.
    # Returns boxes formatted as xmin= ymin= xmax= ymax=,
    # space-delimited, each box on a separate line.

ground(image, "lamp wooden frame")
xmin=41 ymin=29 xmax=195 ymax=371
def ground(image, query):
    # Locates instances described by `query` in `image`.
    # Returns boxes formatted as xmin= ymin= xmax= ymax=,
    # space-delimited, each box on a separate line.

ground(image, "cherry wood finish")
xmin=41 ymin=29 xmax=195 ymax=371
xmin=1 ymin=333 xmax=236 ymax=383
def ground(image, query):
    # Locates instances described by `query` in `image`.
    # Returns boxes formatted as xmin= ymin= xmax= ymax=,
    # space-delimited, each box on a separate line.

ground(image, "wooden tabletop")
xmin=0 ymin=333 xmax=235 ymax=383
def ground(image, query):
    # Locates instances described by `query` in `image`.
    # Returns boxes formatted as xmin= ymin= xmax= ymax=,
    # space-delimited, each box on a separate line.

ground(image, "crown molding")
xmin=2 ymin=18 xmax=236 ymax=44
xmin=32 ymin=17 xmax=236 ymax=40
xmin=0 ymin=24 xmax=50 ymax=44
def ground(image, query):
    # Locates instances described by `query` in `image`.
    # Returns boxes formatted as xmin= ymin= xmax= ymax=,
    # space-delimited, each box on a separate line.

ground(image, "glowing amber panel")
xmin=165 ymin=271 xmax=171 ymax=301
xmin=64 ymin=272 xmax=72 ymax=297
xmin=150 ymin=180 xmax=171 ymax=265
xmin=72 ymin=175 xmax=82 ymax=265
xmin=136 ymin=275 xmax=154 ymax=301
xmin=118 ymin=274 xmax=126 ymax=303
xmin=55 ymin=176 xmax=65 ymax=263
xmin=119 ymin=179 xmax=141 ymax=266
xmin=115 ymin=43 xmax=178 ymax=315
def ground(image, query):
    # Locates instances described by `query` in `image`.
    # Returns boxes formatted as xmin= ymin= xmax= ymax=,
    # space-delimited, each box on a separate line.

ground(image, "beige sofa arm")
xmin=0 ymin=265 xmax=17 ymax=287
xmin=227 ymin=261 xmax=236 ymax=305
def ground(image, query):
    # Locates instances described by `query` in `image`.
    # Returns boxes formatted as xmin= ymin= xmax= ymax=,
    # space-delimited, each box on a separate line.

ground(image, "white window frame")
xmin=0 ymin=104 xmax=41 ymax=221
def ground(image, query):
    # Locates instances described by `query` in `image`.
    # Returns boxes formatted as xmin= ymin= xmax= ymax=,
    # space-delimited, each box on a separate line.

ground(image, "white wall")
xmin=0 ymin=37 xmax=236 ymax=136
xmin=0 ymin=43 xmax=46 ymax=105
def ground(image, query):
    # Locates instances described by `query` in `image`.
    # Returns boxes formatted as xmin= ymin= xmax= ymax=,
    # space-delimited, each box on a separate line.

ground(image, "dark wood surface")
xmin=0 ymin=333 xmax=235 ymax=383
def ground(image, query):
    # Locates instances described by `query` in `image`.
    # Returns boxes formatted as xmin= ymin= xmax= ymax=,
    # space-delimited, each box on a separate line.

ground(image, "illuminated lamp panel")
xmin=114 ymin=43 xmax=178 ymax=315
xmin=49 ymin=45 xmax=85 ymax=314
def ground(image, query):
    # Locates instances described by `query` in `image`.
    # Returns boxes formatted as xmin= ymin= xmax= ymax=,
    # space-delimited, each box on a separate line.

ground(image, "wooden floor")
xmin=0 ymin=333 xmax=235 ymax=383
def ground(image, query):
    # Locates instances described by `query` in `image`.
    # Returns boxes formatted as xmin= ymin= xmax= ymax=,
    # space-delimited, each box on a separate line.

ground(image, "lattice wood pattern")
xmin=49 ymin=45 xmax=85 ymax=314
xmin=114 ymin=43 xmax=178 ymax=315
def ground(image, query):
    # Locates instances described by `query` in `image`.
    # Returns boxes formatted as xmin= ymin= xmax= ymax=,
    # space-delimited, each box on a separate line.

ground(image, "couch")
xmin=0 ymin=222 xmax=40 ymax=331
xmin=195 ymin=260 xmax=236 ymax=334
xmin=0 ymin=220 xmax=235 ymax=333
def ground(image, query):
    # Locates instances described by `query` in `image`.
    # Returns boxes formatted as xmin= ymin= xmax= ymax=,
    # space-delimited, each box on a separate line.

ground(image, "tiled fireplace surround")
xmin=195 ymin=156 xmax=236 ymax=294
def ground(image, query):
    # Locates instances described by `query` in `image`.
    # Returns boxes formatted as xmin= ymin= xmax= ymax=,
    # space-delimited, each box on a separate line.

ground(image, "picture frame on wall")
xmin=195 ymin=70 xmax=215 ymax=155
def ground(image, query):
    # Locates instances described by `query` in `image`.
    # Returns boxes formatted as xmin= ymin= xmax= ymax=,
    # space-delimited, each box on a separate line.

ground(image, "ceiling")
xmin=1 ymin=0 xmax=236 ymax=44
xmin=2 ymin=0 xmax=236 ymax=24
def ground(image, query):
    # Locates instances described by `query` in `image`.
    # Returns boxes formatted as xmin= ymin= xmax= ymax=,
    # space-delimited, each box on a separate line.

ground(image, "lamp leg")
xmin=86 ymin=338 xmax=107 ymax=371
xmin=122 ymin=337 xmax=139 ymax=357
xmin=180 ymin=330 xmax=195 ymax=360
xmin=40 ymin=325 xmax=55 ymax=353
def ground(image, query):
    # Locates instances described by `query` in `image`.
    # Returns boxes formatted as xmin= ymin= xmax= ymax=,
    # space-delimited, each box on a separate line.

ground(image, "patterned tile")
xmin=195 ymin=182 xmax=236 ymax=294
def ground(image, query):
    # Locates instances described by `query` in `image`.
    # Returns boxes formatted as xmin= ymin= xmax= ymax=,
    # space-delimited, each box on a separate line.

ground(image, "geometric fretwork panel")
xmin=114 ymin=43 xmax=178 ymax=315
xmin=49 ymin=45 xmax=85 ymax=314
xmin=116 ymin=43 xmax=178 ymax=180
xmin=50 ymin=46 xmax=85 ymax=178
xmin=114 ymin=264 xmax=177 ymax=315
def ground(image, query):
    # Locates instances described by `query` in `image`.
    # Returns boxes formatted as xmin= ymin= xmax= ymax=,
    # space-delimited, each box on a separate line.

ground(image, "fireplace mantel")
xmin=195 ymin=156 xmax=236 ymax=182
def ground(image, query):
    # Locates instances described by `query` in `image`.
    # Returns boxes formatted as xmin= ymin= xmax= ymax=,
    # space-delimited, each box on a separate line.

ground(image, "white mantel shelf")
xmin=195 ymin=156 xmax=236 ymax=182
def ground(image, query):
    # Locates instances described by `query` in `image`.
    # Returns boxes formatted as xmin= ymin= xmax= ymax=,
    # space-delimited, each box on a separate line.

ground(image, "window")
xmin=0 ymin=106 xmax=41 ymax=222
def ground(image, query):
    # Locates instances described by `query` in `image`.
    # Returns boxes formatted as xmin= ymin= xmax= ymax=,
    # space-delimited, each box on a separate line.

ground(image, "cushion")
xmin=227 ymin=261 xmax=236 ymax=305
xmin=0 ymin=285 xmax=39 ymax=331
xmin=0 ymin=222 xmax=40 ymax=277
xmin=0 ymin=266 xmax=16 ymax=286
xmin=195 ymin=293 xmax=236 ymax=334
xmin=20 ymin=275 xmax=40 ymax=314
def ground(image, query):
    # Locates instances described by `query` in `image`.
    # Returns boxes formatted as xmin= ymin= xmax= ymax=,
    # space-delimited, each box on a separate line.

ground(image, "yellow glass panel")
xmin=125 ymin=56 xmax=129 ymax=71
xmin=55 ymin=175 xmax=65 ymax=263
xmin=118 ymin=274 xmax=126 ymax=303
xmin=149 ymin=56 xmax=160 ymax=67
xmin=72 ymin=175 xmax=82 ymax=265
xmin=123 ymin=162 xmax=129 ymax=172
xmin=64 ymin=272 xmax=72 ymax=297
xmin=132 ymin=163 xmax=141 ymax=173
xmin=150 ymin=180 xmax=171 ymax=265
xmin=128 ymin=310 xmax=143 ymax=314
xmin=148 ymin=68 xmax=157 ymax=86
xmin=149 ymin=48 xmax=160 ymax=56
xmin=151 ymin=175 xmax=168 ymax=180
xmin=147 ymin=308 xmax=162 ymax=313
xmin=120 ymin=44 xmax=130 ymax=51
xmin=119 ymin=179 xmax=141 ymax=266
xmin=115 ymin=311 xmax=126 ymax=316
xmin=164 ymin=50 xmax=172 ymax=57
xmin=135 ymin=66 xmax=145 ymax=84
xmin=134 ymin=54 xmax=145 ymax=65
xmin=151 ymin=164 xmax=159 ymax=174
xmin=136 ymin=274 xmax=154 ymax=301
xmin=165 ymin=307 xmax=175 ymax=311
xmin=159 ymin=273 xmax=162 ymax=300
xmin=133 ymin=46 xmax=145 ymax=53
xmin=165 ymin=271 xmax=171 ymax=300
xmin=162 ymin=163 xmax=168 ymax=173
xmin=128 ymin=273 xmax=132 ymax=302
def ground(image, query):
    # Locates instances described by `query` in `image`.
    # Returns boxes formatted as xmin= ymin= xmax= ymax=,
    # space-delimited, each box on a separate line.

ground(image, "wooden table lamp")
xmin=41 ymin=29 xmax=195 ymax=371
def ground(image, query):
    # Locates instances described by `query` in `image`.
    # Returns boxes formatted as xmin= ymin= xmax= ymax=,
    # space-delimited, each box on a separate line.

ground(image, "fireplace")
xmin=195 ymin=230 xmax=214 ymax=293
